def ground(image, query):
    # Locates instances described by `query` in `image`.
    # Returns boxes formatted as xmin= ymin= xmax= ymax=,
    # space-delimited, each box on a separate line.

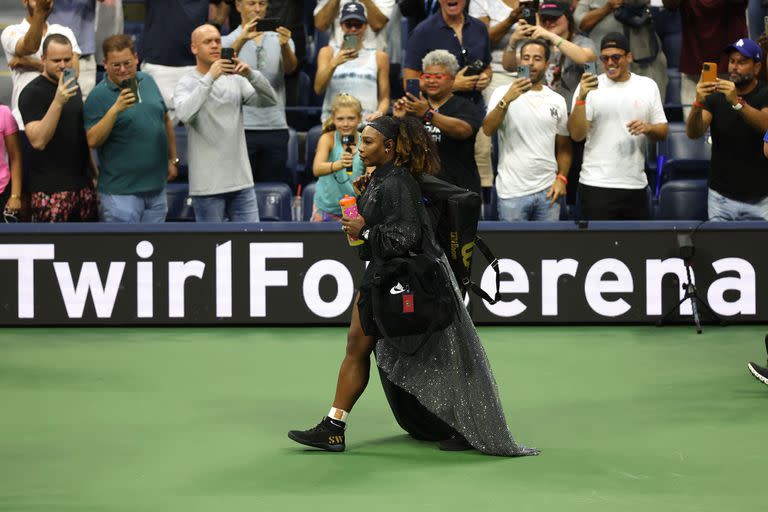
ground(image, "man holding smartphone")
xmin=568 ymin=32 xmax=668 ymax=220
xmin=483 ymin=39 xmax=572 ymax=221
xmin=18 ymin=34 xmax=96 ymax=222
xmin=84 ymin=34 xmax=178 ymax=223
xmin=686 ymin=38 xmax=768 ymax=221
xmin=174 ymin=24 xmax=279 ymax=222
xmin=221 ymin=0 xmax=298 ymax=187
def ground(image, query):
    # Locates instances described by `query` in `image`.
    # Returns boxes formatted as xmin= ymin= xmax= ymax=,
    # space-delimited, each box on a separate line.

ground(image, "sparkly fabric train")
xmin=356 ymin=162 xmax=539 ymax=457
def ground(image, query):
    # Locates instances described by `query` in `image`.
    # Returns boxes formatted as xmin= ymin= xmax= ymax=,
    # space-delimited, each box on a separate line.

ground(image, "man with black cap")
xmin=568 ymin=32 xmax=668 ymax=220
xmin=686 ymin=37 xmax=768 ymax=221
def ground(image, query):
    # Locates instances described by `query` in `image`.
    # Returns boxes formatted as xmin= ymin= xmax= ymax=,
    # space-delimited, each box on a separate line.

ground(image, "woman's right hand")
xmin=331 ymin=48 xmax=357 ymax=68
xmin=511 ymin=20 xmax=535 ymax=43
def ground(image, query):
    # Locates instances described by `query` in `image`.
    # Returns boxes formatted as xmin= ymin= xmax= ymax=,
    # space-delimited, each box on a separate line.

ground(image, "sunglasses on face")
xmin=599 ymin=53 xmax=626 ymax=64
xmin=540 ymin=15 xmax=561 ymax=24
xmin=342 ymin=21 xmax=364 ymax=29
xmin=420 ymin=73 xmax=451 ymax=80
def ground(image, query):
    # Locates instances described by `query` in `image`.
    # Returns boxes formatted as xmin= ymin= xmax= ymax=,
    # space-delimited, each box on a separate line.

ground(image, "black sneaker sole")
xmin=747 ymin=362 xmax=768 ymax=386
xmin=287 ymin=431 xmax=345 ymax=452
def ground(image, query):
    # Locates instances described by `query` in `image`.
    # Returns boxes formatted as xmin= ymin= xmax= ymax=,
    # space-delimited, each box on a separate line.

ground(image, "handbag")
xmin=371 ymin=253 xmax=454 ymax=341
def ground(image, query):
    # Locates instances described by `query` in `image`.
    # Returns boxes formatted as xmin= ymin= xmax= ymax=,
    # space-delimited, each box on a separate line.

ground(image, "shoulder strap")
xmin=462 ymin=236 xmax=502 ymax=305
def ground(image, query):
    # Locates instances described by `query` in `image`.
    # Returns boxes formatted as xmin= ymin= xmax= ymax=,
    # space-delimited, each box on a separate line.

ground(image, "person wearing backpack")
xmin=287 ymin=116 xmax=539 ymax=457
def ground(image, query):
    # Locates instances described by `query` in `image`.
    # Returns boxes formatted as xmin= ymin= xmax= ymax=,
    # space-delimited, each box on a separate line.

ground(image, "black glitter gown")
xmin=356 ymin=162 xmax=539 ymax=457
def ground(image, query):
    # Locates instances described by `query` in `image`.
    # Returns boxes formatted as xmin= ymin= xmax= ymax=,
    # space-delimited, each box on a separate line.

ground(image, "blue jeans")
xmin=99 ymin=190 xmax=168 ymax=223
xmin=497 ymin=189 xmax=562 ymax=221
xmin=192 ymin=187 xmax=260 ymax=222
xmin=708 ymin=188 xmax=768 ymax=221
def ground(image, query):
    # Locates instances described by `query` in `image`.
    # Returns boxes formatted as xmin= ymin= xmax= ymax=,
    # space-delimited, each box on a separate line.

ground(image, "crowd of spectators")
xmin=1 ymin=0 xmax=768 ymax=224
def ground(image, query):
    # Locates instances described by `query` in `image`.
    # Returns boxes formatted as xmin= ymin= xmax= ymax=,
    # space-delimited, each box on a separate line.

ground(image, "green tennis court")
xmin=1 ymin=325 xmax=766 ymax=511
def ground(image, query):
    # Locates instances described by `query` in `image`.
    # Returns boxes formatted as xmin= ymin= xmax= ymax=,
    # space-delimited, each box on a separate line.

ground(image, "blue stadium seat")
xmin=482 ymin=187 xmax=498 ymax=220
xmin=166 ymin=182 xmax=195 ymax=221
xmin=302 ymin=181 xmax=317 ymax=221
xmin=657 ymin=128 xmax=711 ymax=183
xmin=254 ymin=182 xmax=292 ymax=221
xmin=123 ymin=20 xmax=144 ymax=57
xmin=174 ymin=125 xmax=189 ymax=180
xmin=665 ymin=68 xmax=681 ymax=106
xmin=656 ymin=179 xmax=708 ymax=220
xmin=305 ymin=124 xmax=324 ymax=175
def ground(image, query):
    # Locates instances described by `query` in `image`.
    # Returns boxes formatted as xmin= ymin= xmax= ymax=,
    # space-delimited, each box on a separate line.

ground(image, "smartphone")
xmin=342 ymin=33 xmax=359 ymax=51
xmin=220 ymin=47 xmax=235 ymax=62
xmin=120 ymin=77 xmax=139 ymax=99
xmin=701 ymin=62 xmax=718 ymax=83
xmin=521 ymin=0 xmax=538 ymax=25
xmin=764 ymin=15 xmax=768 ymax=36
xmin=340 ymin=134 xmax=354 ymax=146
xmin=516 ymin=65 xmax=530 ymax=79
xmin=256 ymin=17 xmax=280 ymax=32
xmin=405 ymin=78 xmax=421 ymax=98
xmin=62 ymin=67 xmax=76 ymax=84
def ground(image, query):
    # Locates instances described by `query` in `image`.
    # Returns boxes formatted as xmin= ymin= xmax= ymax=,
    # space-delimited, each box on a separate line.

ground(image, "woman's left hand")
xmin=342 ymin=214 xmax=366 ymax=238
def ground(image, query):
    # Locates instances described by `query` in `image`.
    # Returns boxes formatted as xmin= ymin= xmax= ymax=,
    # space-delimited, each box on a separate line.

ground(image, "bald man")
xmin=173 ymin=24 xmax=278 ymax=222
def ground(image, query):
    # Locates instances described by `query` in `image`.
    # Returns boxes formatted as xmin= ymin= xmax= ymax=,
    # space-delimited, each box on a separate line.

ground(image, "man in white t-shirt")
xmin=568 ymin=32 xmax=668 ymax=220
xmin=483 ymin=38 xmax=571 ymax=221
xmin=314 ymin=0 xmax=394 ymax=51
xmin=1 ymin=0 xmax=82 ymax=128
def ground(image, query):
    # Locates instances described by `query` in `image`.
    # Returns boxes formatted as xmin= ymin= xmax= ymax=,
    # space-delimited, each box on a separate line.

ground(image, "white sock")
xmin=327 ymin=407 xmax=348 ymax=425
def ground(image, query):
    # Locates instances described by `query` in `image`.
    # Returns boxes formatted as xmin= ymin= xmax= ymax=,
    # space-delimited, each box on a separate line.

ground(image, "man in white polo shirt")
xmin=483 ymin=38 xmax=571 ymax=221
xmin=568 ymin=32 xmax=668 ymax=220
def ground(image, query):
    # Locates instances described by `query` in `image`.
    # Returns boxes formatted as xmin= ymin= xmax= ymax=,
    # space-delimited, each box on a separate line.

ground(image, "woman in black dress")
xmin=288 ymin=116 xmax=538 ymax=457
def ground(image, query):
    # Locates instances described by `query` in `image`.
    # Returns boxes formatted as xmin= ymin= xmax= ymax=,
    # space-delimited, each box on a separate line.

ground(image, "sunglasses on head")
xmin=599 ymin=53 xmax=626 ymax=64
xmin=420 ymin=73 xmax=450 ymax=80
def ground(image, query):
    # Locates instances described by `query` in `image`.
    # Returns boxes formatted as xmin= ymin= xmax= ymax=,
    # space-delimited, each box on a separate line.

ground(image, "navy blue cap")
xmin=725 ymin=38 xmax=762 ymax=62
xmin=340 ymin=2 xmax=367 ymax=23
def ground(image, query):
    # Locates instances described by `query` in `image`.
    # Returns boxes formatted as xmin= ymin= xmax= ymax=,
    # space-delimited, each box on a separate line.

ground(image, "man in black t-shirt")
xmin=686 ymin=37 xmax=768 ymax=221
xmin=18 ymin=33 xmax=96 ymax=222
xmin=394 ymin=49 xmax=483 ymax=195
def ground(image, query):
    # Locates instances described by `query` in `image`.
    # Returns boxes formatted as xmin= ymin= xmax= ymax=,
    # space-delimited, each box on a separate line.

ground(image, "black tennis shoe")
xmin=747 ymin=362 xmax=768 ymax=387
xmin=288 ymin=417 xmax=346 ymax=452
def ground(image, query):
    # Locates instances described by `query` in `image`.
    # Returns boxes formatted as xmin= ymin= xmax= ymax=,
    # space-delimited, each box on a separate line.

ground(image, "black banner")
xmin=0 ymin=223 xmax=765 ymax=325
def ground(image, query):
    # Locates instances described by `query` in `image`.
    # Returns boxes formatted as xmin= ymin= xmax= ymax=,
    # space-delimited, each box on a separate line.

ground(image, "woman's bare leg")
xmin=332 ymin=294 xmax=376 ymax=412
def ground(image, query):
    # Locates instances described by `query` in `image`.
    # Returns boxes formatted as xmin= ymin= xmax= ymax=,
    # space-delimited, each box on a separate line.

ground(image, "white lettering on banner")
xmin=646 ymin=259 xmax=692 ymax=315
xmin=707 ymin=258 xmax=756 ymax=315
xmin=249 ymin=243 xmax=303 ymax=317
xmin=481 ymin=259 xmax=529 ymax=317
xmin=303 ymin=260 xmax=354 ymax=318
xmin=136 ymin=241 xmax=154 ymax=318
xmin=541 ymin=259 xmax=578 ymax=316
xmin=216 ymin=242 xmax=232 ymax=318
xmin=0 ymin=244 xmax=55 ymax=318
xmin=584 ymin=259 xmax=633 ymax=317
xmin=168 ymin=260 xmax=206 ymax=318
xmin=53 ymin=261 xmax=126 ymax=318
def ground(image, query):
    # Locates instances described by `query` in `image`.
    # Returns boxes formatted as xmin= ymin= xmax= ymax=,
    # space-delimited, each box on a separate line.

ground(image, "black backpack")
xmin=418 ymin=175 xmax=501 ymax=304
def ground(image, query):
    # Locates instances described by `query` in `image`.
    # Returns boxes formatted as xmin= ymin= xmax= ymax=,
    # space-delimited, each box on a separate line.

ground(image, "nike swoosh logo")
xmin=390 ymin=283 xmax=407 ymax=295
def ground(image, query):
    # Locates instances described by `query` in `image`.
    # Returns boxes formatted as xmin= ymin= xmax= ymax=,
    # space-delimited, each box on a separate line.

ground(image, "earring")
xmin=385 ymin=148 xmax=390 ymax=153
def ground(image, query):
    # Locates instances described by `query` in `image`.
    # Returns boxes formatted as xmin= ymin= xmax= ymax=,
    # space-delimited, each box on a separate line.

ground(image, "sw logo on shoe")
xmin=328 ymin=435 xmax=344 ymax=445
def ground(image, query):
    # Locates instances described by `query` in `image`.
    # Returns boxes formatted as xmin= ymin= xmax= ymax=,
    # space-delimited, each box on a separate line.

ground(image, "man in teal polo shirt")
xmin=84 ymin=34 xmax=178 ymax=222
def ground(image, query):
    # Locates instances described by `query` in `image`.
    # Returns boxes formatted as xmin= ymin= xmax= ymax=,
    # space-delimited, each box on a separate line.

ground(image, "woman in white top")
xmin=315 ymin=1 xmax=390 ymax=123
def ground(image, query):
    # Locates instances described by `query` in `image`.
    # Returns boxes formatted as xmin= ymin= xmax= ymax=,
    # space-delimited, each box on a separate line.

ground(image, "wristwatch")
xmin=497 ymin=98 xmax=509 ymax=111
xmin=423 ymin=108 xmax=435 ymax=124
xmin=732 ymin=98 xmax=745 ymax=111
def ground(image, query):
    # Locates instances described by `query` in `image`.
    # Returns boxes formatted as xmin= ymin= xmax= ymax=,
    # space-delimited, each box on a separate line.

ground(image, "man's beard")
xmin=732 ymin=72 xmax=755 ymax=88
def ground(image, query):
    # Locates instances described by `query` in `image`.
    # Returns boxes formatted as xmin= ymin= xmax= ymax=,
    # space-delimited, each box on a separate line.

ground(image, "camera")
xmin=464 ymin=59 xmax=485 ymax=76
